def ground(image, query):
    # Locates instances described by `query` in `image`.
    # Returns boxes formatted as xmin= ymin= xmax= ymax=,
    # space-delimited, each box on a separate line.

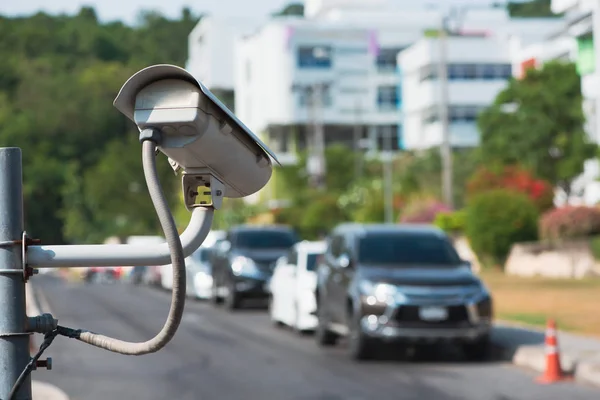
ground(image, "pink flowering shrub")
xmin=539 ymin=206 xmax=600 ymax=242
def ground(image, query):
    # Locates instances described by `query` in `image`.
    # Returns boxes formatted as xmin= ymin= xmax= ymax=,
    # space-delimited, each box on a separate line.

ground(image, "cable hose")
xmin=73 ymin=139 xmax=188 ymax=355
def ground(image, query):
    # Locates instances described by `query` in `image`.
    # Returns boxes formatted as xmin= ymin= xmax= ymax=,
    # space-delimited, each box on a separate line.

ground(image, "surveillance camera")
xmin=113 ymin=64 xmax=279 ymax=210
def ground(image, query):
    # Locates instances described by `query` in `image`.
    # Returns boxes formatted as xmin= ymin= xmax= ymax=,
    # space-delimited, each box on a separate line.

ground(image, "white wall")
xmin=187 ymin=16 xmax=264 ymax=90
xmin=235 ymin=23 xmax=297 ymax=134
xmin=400 ymin=36 xmax=513 ymax=149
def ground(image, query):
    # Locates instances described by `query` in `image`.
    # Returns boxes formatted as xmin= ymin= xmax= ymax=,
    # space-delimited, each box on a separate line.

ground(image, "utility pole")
xmin=0 ymin=148 xmax=31 ymax=399
xmin=311 ymin=83 xmax=327 ymax=190
xmin=293 ymin=82 xmax=329 ymax=190
xmin=437 ymin=14 xmax=454 ymax=208
xmin=383 ymin=126 xmax=394 ymax=223
xmin=353 ymin=100 xmax=363 ymax=181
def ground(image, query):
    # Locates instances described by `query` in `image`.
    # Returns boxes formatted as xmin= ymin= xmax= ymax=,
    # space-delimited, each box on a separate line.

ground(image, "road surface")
xmin=32 ymin=275 xmax=599 ymax=400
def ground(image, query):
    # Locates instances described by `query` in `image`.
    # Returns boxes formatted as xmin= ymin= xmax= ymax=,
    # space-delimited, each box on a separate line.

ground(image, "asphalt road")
xmin=32 ymin=275 xmax=599 ymax=400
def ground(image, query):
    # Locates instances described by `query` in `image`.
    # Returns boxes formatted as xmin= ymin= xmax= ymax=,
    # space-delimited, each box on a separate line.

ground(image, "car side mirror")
xmin=337 ymin=254 xmax=350 ymax=269
xmin=462 ymin=259 xmax=472 ymax=270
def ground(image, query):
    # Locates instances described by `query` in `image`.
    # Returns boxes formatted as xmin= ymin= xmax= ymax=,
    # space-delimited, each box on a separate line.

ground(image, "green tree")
xmin=477 ymin=60 xmax=596 ymax=196
xmin=272 ymin=3 xmax=304 ymax=17
xmin=396 ymin=148 xmax=479 ymax=208
xmin=0 ymin=7 xmax=201 ymax=243
xmin=506 ymin=0 xmax=561 ymax=18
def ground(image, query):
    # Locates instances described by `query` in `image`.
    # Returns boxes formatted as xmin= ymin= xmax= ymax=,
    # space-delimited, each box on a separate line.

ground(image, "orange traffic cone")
xmin=536 ymin=319 xmax=570 ymax=383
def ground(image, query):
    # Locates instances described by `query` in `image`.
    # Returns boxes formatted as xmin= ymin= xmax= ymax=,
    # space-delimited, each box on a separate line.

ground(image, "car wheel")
xmin=269 ymin=296 xmax=284 ymax=328
xmin=293 ymin=303 xmax=310 ymax=336
xmin=315 ymin=307 xmax=338 ymax=346
xmin=210 ymin=280 xmax=223 ymax=306
xmin=462 ymin=335 xmax=491 ymax=362
xmin=224 ymin=280 xmax=241 ymax=311
xmin=348 ymin=312 xmax=376 ymax=361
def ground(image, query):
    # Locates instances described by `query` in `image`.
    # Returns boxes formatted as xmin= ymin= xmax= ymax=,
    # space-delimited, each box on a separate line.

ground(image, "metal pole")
xmin=383 ymin=126 xmax=394 ymax=223
xmin=0 ymin=148 xmax=30 ymax=400
xmin=437 ymin=15 xmax=454 ymax=208
xmin=353 ymin=101 xmax=363 ymax=181
xmin=313 ymin=83 xmax=327 ymax=190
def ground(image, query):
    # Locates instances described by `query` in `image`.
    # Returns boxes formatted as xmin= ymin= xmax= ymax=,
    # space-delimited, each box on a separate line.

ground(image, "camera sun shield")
xmin=113 ymin=64 xmax=279 ymax=199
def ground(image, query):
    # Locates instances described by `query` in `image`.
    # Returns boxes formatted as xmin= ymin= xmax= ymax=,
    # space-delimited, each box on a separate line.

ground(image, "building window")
xmin=447 ymin=63 xmax=512 ymax=80
xmin=377 ymin=86 xmax=399 ymax=110
xmin=449 ymin=105 xmax=483 ymax=122
xmin=421 ymin=105 xmax=485 ymax=124
xmin=297 ymin=88 xmax=333 ymax=108
xmin=297 ymin=46 xmax=332 ymax=68
xmin=419 ymin=63 xmax=513 ymax=81
xmin=376 ymin=47 xmax=406 ymax=72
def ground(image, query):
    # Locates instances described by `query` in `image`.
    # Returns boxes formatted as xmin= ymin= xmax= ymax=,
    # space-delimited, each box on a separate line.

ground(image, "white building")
xmin=399 ymin=10 xmax=564 ymax=150
xmin=186 ymin=0 xmax=566 ymax=163
xmin=234 ymin=3 xmax=454 ymax=164
xmin=186 ymin=14 xmax=264 ymax=110
xmin=399 ymin=35 xmax=512 ymax=149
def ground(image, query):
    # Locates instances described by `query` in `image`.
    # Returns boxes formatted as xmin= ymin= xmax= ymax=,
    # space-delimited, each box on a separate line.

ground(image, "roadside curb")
xmin=492 ymin=324 xmax=600 ymax=388
xmin=27 ymin=283 xmax=71 ymax=400
xmin=577 ymin=355 xmax=600 ymax=387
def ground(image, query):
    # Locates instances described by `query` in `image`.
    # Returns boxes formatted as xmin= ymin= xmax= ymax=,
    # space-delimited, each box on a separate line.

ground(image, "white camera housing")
xmin=113 ymin=64 xmax=279 ymax=210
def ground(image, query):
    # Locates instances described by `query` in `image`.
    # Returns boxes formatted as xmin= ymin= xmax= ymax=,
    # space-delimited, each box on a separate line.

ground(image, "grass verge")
xmin=480 ymin=269 xmax=600 ymax=337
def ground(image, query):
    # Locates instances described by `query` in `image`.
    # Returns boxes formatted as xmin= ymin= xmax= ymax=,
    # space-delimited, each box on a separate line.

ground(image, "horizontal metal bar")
xmin=0 ymin=269 xmax=24 ymax=275
xmin=0 ymin=332 xmax=32 ymax=338
xmin=26 ymin=208 xmax=214 ymax=268
xmin=0 ymin=240 xmax=19 ymax=248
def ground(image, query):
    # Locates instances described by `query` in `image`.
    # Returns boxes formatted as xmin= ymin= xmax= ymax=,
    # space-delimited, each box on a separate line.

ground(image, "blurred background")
xmin=5 ymin=0 xmax=600 ymax=399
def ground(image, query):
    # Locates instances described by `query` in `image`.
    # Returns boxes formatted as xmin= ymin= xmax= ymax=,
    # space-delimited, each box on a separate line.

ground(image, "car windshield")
xmin=306 ymin=253 xmax=323 ymax=271
xmin=357 ymin=232 xmax=462 ymax=266
xmin=191 ymin=247 xmax=211 ymax=263
xmin=236 ymin=231 xmax=297 ymax=249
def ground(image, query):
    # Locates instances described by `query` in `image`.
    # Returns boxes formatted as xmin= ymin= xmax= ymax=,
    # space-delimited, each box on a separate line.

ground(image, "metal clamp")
xmin=0 ymin=232 xmax=40 ymax=281
xmin=22 ymin=231 xmax=41 ymax=282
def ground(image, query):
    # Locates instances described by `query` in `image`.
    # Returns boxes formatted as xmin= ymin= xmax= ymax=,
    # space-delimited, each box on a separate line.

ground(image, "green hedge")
xmin=466 ymin=189 xmax=539 ymax=265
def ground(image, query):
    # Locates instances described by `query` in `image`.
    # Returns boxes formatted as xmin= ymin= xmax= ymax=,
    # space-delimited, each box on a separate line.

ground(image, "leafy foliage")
xmin=507 ymin=0 xmax=560 ymax=18
xmin=434 ymin=210 xmax=466 ymax=235
xmin=272 ymin=3 xmax=304 ymax=17
xmin=396 ymin=149 xmax=479 ymax=208
xmin=466 ymin=164 xmax=555 ymax=212
xmin=477 ymin=61 xmax=596 ymax=195
xmin=466 ymin=189 xmax=539 ymax=265
xmin=0 ymin=8 xmax=201 ymax=243
xmin=539 ymin=206 xmax=600 ymax=242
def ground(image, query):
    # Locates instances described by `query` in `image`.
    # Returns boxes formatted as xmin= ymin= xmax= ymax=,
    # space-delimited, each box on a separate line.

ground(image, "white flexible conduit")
xmin=73 ymin=137 xmax=213 ymax=355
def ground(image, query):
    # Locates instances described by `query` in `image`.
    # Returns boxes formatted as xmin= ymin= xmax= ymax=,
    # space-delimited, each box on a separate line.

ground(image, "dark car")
xmin=210 ymin=225 xmax=298 ymax=310
xmin=315 ymin=223 xmax=493 ymax=361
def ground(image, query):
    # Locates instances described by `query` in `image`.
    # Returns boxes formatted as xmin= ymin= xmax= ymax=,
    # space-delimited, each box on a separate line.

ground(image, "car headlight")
xmin=359 ymin=281 xmax=398 ymax=303
xmin=231 ymin=256 xmax=259 ymax=276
